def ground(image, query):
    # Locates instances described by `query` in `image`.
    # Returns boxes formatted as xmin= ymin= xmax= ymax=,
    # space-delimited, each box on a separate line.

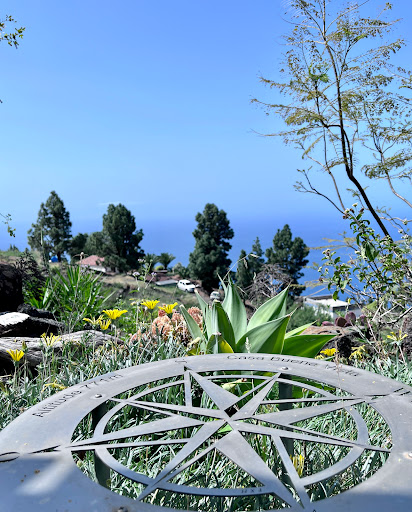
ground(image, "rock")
xmin=0 ymin=263 xmax=23 ymax=312
xmin=0 ymin=312 xmax=63 ymax=338
xmin=17 ymin=304 xmax=55 ymax=320
xmin=0 ymin=330 xmax=117 ymax=368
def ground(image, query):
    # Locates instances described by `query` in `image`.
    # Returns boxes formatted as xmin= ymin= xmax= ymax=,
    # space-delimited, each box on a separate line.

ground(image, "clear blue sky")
xmin=1 ymin=0 xmax=412 ymax=267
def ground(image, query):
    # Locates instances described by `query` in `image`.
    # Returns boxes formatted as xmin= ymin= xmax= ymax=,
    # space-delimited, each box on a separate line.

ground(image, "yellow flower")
xmin=41 ymin=332 xmax=61 ymax=347
xmin=350 ymin=344 xmax=366 ymax=361
xmin=42 ymin=381 xmax=66 ymax=391
xmin=387 ymin=330 xmax=407 ymax=343
xmin=83 ymin=315 xmax=103 ymax=326
xmin=320 ymin=348 xmax=337 ymax=357
xmin=291 ymin=454 xmax=305 ymax=476
xmin=6 ymin=349 xmax=24 ymax=362
xmin=102 ymin=309 xmax=127 ymax=320
xmin=315 ymin=354 xmax=325 ymax=360
xmin=99 ymin=318 xmax=112 ymax=330
xmin=141 ymin=300 xmax=160 ymax=310
xmin=158 ymin=302 xmax=178 ymax=314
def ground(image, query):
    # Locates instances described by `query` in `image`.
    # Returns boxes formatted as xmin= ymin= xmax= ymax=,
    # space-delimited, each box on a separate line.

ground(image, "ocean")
xmin=4 ymin=212 xmax=354 ymax=297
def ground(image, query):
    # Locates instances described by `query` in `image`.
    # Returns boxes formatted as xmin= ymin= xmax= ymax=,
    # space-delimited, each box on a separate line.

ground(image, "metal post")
xmin=92 ymin=403 xmax=110 ymax=488
xmin=278 ymin=377 xmax=294 ymax=478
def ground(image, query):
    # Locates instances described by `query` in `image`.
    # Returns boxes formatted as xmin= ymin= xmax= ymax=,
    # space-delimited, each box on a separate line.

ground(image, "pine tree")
xmin=235 ymin=249 xmax=252 ymax=291
xmin=188 ymin=203 xmax=234 ymax=291
xmin=249 ymin=237 xmax=264 ymax=276
xmin=68 ymin=233 xmax=89 ymax=261
xmin=100 ymin=204 xmax=144 ymax=272
xmin=235 ymin=238 xmax=265 ymax=291
xmin=28 ymin=191 xmax=72 ymax=262
xmin=265 ymin=225 xmax=309 ymax=297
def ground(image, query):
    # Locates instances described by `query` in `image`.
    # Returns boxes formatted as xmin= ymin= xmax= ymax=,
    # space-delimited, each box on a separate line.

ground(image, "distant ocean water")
xmin=3 ymin=213 xmax=353 ymax=297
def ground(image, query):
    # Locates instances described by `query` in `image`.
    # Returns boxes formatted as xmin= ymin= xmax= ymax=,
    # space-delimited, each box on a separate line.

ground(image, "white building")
xmin=303 ymin=294 xmax=362 ymax=320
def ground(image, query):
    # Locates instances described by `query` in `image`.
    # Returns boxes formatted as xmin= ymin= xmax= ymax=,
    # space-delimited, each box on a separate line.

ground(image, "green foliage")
xmin=173 ymin=262 xmax=190 ymax=278
xmin=235 ymin=249 xmax=251 ymax=291
xmin=142 ymin=253 xmax=158 ymax=274
xmin=319 ymin=206 xmax=412 ymax=339
xmin=0 ymin=15 xmax=24 ymax=236
xmin=266 ymin=225 xmax=309 ymax=297
xmin=29 ymin=265 xmax=110 ymax=333
xmin=27 ymin=191 xmax=72 ymax=262
xmin=14 ymin=250 xmax=46 ymax=303
xmin=0 ymin=14 xmax=25 ymax=50
xmin=84 ymin=231 xmax=104 ymax=256
xmin=68 ymin=233 xmax=89 ymax=260
xmin=157 ymin=252 xmax=175 ymax=269
xmin=287 ymin=303 xmax=332 ymax=331
xmin=101 ymin=203 xmax=144 ymax=272
xmin=182 ymin=280 xmax=334 ymax=357
xmin=188 ymin=203 xmax=234 ymax=291
xmin=253 ymin=1 xmax=412 ymax=236
xmin=1 ymin=213 xmax=15 ymax=237
xmin=235 ymin=238 xmax=265 ymax=291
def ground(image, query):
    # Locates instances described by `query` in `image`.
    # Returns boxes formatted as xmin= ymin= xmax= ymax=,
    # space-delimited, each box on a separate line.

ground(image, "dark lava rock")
xmin=17 ymin=304 xmax=55 ymax=320
xmin=0 ymin=312 xmax=63 ymax=338
xmin=0 ymin=263 xmax=23 ymax=312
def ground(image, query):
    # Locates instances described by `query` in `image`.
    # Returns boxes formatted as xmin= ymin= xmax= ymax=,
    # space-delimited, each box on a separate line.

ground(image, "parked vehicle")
xmin=210 ymin=291 xmax=221 ymax=301
xmin=177 ymin=279 xmax=196 ymax=293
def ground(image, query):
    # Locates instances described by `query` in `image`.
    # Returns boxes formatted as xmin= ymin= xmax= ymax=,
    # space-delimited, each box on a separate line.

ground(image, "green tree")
xmin=188 ymin=203 xmax=234 ymax=291
xmin=235 ymin=249 xmax=251 ymax=291
xmin=266 ymin=225 xmax=309 ymax=297
xmin=235 ymin=238 xmax=265 ymax=291
xmin=250 ymin=237 xmax=265 ymax=276
xmin=253 ymin=1 xmax=412 ymax=236
xmin=68 ymin=233 xmax=89 ymax=261
xmin=157 ymin=252 xmax=175 ymax=270
xmin=84 ymin=232 xmax=105 ymax=256
xmin=142 ymin=253 xmax=158 ymax=274
xmin=100 ymin=203 xmax=144 ymax=272
xmin=28 ymin=191 xmax=72 ymax=262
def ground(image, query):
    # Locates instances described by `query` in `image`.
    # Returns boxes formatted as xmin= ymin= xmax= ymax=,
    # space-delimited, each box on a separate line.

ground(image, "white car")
xmin=177 ymin=279 xmax=196 ymax=293
xmin=210 ymin=291 xmax=221 ymax=301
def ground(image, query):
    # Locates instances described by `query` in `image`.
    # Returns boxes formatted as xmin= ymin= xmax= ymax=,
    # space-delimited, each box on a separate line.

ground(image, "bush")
xmin=29 ymin=264 xmax=111 ymax=332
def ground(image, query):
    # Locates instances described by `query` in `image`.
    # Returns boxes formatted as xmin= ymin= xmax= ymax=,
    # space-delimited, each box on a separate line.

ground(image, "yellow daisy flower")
xmin=141 ymin=300 xmax=160 ymax=310
xmin=158 ymin=302 xmax=178 ymax=314
xmin=102 ymin=309 xmax=128 ymax=320
xmin=83 ymin=315 xmax=103 ymax=326
xmin=99 ymin=318 xmax=112 ymax=330
xmin=41 ymin=333 xmax=61 ymax=347
xmin=320 ymin=348 xmax=336 ymax=357
xmin=6 ymin=349 xmax=24 ymax=362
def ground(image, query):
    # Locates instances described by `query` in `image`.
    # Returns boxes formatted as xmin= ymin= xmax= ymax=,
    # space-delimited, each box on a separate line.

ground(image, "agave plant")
xmin=180 ymin=281 xmax=334 ymax=357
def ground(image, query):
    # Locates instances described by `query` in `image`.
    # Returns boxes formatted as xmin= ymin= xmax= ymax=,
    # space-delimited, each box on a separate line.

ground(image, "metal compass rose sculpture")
xmin=1 ymin=354 xmax=412 ymax=511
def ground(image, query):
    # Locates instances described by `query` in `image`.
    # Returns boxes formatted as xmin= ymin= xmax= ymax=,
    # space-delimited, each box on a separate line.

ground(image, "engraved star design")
xmin=62 ymin=369 xmax=390 ymax=509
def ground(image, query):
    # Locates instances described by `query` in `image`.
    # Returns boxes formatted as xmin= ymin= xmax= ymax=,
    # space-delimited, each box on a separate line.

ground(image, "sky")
xmin=1 ymin=0 xmax=412 ymax=274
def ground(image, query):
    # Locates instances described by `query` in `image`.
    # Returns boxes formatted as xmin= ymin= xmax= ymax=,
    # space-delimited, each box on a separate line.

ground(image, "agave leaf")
xmin=206 ymin=334 xmax=220 ymax=354
xmin=222 ymin=280 xmax=247 ymax=342
xmin=284 ymin=322 xmax=313 ymax=338
xmin=218 ymin=339 xmax=234 ymax=353
xmin=247 ymin=287 xmax=289 ymax=331
xmin=218 ymin=275 xmax=227 ymax=295
xmin=180 ymin=306 xmax=205 ymax=343
xmin=195 ymin=291 xmax=212 ymax=338
xmin=236 ymin=315 xmax=290 ymax=354
xmin=211 ymin=302 xmax=236 ymax=350
xmin=282 ymin=334 xmax=335 ymax=358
